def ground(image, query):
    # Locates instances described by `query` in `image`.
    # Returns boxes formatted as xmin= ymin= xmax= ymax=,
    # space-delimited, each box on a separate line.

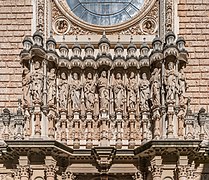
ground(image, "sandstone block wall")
xmin=0 ymin=0 xmax=32 ymax=112
xmin=179 ymin=0 xmax=209 ymax=112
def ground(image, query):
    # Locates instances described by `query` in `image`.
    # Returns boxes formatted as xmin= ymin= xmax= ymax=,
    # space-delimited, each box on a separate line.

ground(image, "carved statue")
xmin=139 ymin=73 xmax=150 ymax=111
xmin=113 ymin=73 xmax=125 ymax=110
xmin=58 ymin=72 xmax=68 ymax=110
xmin=98 ymin=70 xmax=109 ymax=111
xmin=127 ymin=72 xmax=138 ymax=110
xmin=178 ymin=67 xmax=187 ymax=105
xmin=84 ymin=72 xmax=96 ymax=111
xmin=150 ymin=68 xmax=161 ymax=107
xmin=31 ymin=61 xmax=43 ymax=102
xmin=47 ymin=68 xmax=56 ymax=105
xmin=165 ymin=62 xmax=177 ymax=102
xmin=22 ymin=68 xmax=32 ymax=107
xmin=70 ymin=72 xmax=82 ymax=110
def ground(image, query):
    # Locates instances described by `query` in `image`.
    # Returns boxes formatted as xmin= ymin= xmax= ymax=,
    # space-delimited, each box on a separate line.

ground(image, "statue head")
xmin=142 ymin=73 xmax=147 ymax=80
xmin=168 ymin=62 xmax=174 ymax=70
xmin=34 ymin=61 xmax=41 ymax=70
xmin=101 ymin=71 xmax=107 ymax=78
xmin=116 ymin=73 xmax=122 ymax=79
xmin=73 ymin=72 xmax=79 ymax=80
xmin=87 ymin=72 xmax=93 ymax=79
xmin=61 ymin=72 xmax=67 ymax=80
xmin=23 ymin=68 xmax=29 ymax=75
xmin=130 ymin=72 xmax=135 ymax=78
xmin=50 ymin=68 xmax=55 ymax=74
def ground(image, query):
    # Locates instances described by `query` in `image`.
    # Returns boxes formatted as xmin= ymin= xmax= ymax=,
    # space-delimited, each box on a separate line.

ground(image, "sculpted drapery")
xmin=140 ymin=73 xmax=150 ymax=111
xmin=84 ymin=72 xmax=96 ymax=111
xmin=98 ymin=71 xmax=109 ymax=111
xmin=165 ymin=62 xmax=177 ymax=102
xmin=113 ymin=73 xmax=125 ymax=110
xmin=32 ymin=61 xmax=43 ymax=102
xmin=70 ymin=72 xmax=82 ymax=111
xmin=127 ymin=72 xmax=138 ymax=110
xmin=58 ymin=72 xmax=68 ymax=110
xmin=22 ymin=68 xmax=32 ymax=107
xmin=47 ymin=68 xmax=56 ymax=105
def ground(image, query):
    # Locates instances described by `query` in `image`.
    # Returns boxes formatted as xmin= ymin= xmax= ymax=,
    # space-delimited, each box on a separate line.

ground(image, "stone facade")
xmin=0 ymin=0 xmax=209 ymax=180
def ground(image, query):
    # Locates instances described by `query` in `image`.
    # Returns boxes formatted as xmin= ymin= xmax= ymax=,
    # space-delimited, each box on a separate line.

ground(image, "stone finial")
xmin=33 ymin=30 xmax=44 ymax=47
xmin=46 ymin=31 xmax=56 ymax=51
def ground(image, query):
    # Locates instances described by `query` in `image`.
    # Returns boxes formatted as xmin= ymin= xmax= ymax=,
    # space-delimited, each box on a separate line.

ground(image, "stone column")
xmin=178 ymin=165 xmax=187 ymax=180
xmin=73 ymin=110 xmax=80 ymax=149
xmin=167 ymin=104 xmax=174 ymax=138
xmin=60 ymin=110 xmax=67 ymax=144
xmin=18 ymin=156 xmax=31 ymax=180
xmin=34 ymin=103 xmax=41 ymax=137
xmin=62 ymin=171 xmax=76 ymax=180
xmin=86 ymin=111 xmax=93 ymax=149
xmin=142 ymin=112 xmax=149 ymax=143
xmin=153 ymin=108 xmax=161 ymax=139
xmin=150 ymin=156 xmax=162 ymax=180
xmin=178 ymin=156 xmax=188 ymax=180
xmin=132 ymin=170 xmax=143 ymax=180
xmin=128 ymin=111 xmax=136 ymax=148
xmin=45 ymin=156 xmax=57 ymax=180
xmin=116 ymin=110 xmax=122 ymax=149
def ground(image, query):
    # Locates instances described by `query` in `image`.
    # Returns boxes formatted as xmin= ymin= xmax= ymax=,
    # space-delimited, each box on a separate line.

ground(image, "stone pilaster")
xmin=177 ymin=156 xmax=188 ymax=180
xmin=132 ymin=170 xmax=143 ymax=180
xmin=150 ymin=156 xmax=162 ymax=180
xmin=62 ymin=171 xmax=76 ymax=180
xmin=15 ymin=156 xmax=32 ymax=180
xmin=45 ymin=156 xmax=57 ymax=180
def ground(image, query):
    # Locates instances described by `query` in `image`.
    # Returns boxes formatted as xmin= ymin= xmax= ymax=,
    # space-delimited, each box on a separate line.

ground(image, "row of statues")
xmin=22 ymin=61 xmax=187 ymax=113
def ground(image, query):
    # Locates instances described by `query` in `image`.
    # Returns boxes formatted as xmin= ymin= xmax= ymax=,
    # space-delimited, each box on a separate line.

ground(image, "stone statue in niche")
xmin=113 ymin=73 xmax=125 ymax=110
xmin=150 ymin=68 xmax=161 ymax=107
xmin=84 ymin=72 xmax=96 ymax=111
xmin=127 ymin=72 xmax=138 ymax=110
xmin=165 ymin=62 xmax=177 ymax=103
xmin=58 ymin=72 xmax=68 ymax=110
xmin=178 ymin=67 xmax=187 ymax=106
xmin=22 ymin=68 xmax=32 ymax=107
xmin=98 ymin=70 xmax=109 ymax=111
xmin=47 ymin=68 xmax=56 ymax=106
xmin=31 ymin=61 xmax=43 ymax=103
xmin=70 ymin=72 xmax=82 ymax=110
xmin=139 ymin=73 xmax=150 ymax=111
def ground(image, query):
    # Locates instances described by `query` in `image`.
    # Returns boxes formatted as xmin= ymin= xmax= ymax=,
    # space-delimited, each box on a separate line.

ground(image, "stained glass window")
xmin=67 ymin=0 xmax=144 ymax=26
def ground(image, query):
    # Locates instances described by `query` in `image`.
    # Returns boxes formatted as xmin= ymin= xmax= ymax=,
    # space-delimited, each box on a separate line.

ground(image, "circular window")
xmin=67 ymin=0 xmax=145 ymax=26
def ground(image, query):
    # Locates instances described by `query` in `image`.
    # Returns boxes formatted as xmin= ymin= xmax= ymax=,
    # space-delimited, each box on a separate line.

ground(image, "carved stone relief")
xmin=51 ymin=0 xmax=159 ymax=35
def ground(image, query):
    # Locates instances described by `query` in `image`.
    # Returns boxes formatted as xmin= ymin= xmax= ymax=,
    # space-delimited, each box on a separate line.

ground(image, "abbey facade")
xmin=0 ymin=0 xmax=209 ymax=180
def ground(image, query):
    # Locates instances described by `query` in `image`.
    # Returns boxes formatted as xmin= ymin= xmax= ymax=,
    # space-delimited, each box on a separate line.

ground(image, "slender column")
xmin=129 ymin=110 xmax=136 ymax=148
xmin=167 ymin=104 xmax=174 ymax=138
xmin=150 ymin=156 xmax=162 ymax=180
xmin=34 ymin=104 xmax=41 ymax=137
xmin=18 ymin=156 xmax=31 ymax=180
xmin=73 ymin=110 xmax=80 ymax=149
xmin=43 ymin=60 xmax=47 ymax=107
xmin=116 ymin=110 xmax=122 ymax=149
xmin=178 ymin=114 xmax=184 ymax=139
xmin=178 ymin=156 xmax=188 ymax=180
xmin=132 ymin=170 xmax=143 ymax=180
xmin=86 ymin=111 xmax=93 ymax=149
xmin=142 ymin=112 xmax=149 ymax=143
xmin=45 ymin=156 xmax=57 ymax=180
xmin=60 ymin=111 xmax=67 ymax=144
xmin=153 ymin=109 xmax=161 ymax=139
xmin=62 ymin=171 xmax=76 ymax=180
